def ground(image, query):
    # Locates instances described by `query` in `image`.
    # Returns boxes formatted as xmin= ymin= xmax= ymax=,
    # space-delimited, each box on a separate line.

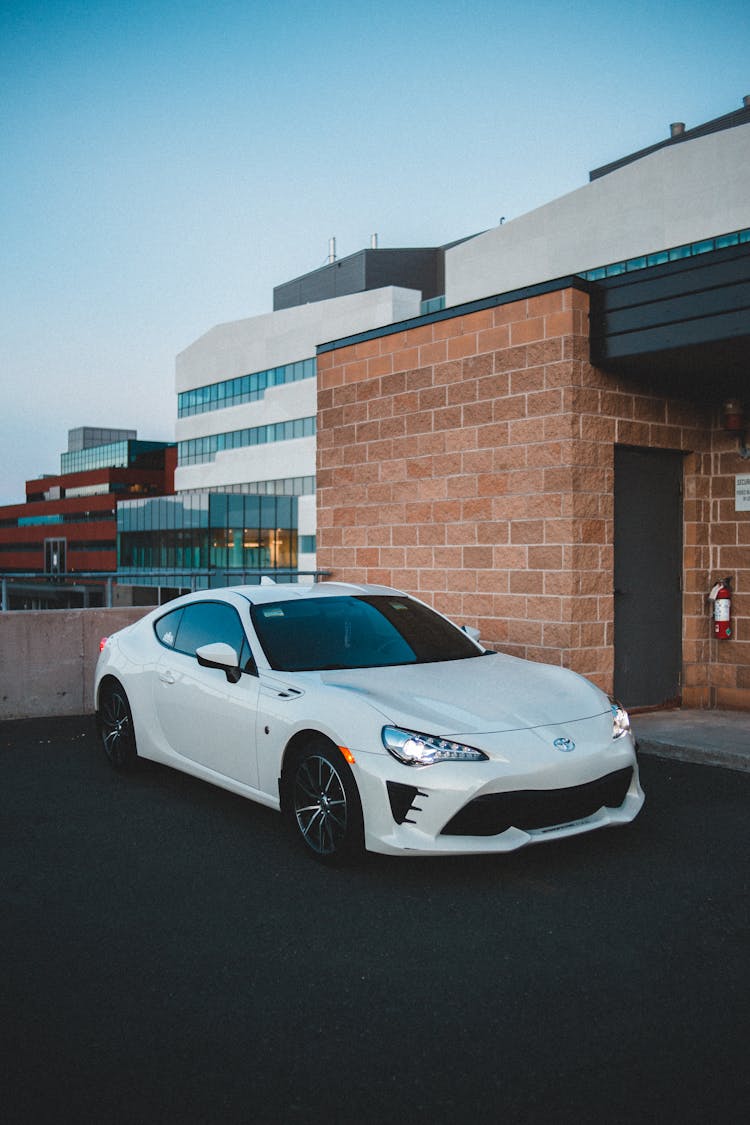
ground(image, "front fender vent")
xmin=386 ymin=781 xmax=427 ymax=825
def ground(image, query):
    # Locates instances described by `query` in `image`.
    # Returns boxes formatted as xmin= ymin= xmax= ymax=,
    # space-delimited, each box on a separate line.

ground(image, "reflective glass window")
xmin=172 ymin=601 xmax=253 ymax=670
xmin=154 ymin=607 xmax=184 ymax=648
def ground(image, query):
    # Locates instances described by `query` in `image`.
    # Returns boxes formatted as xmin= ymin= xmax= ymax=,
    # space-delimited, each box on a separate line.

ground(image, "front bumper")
xmin=351 ymin=734 xmax=644 ymax=857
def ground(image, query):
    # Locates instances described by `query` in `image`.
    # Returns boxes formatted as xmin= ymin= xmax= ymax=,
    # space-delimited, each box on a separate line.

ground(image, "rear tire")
xmin=98 ymin=680 xmax=139 ymax=772
xmin=286 ymin=739 xmax=364 ymax=864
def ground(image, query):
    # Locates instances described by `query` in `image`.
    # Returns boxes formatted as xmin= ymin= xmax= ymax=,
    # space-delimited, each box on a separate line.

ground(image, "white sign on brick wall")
xmin=736 ymin=475 xmax=750 ymax=512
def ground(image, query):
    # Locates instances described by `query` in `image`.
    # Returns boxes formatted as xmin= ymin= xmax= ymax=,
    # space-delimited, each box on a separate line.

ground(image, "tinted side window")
xmin=154 ymin=608 xmax=184 ymax=648
xmin=173 ymin=601 xmax=248 ymax=661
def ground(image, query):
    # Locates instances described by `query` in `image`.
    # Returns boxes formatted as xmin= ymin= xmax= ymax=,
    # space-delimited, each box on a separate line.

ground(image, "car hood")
xmin=318 ymin=654 xmax=608 ymax=737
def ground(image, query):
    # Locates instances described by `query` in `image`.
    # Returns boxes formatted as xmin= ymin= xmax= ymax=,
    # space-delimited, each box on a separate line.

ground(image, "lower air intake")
xmin=440 ymin=767 xmax=633 ymax=837
xmin=386 ymin=781 xmax=426 ymax=825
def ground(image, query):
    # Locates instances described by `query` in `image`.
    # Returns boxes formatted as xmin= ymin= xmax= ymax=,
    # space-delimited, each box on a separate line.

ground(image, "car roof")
xmin=157 ymin=581 xmax=407 ymax=612
xmin=238 ymin=580 xmax=405 ymax=605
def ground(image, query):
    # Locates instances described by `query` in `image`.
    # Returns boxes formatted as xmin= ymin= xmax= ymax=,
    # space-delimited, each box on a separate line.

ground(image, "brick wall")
xmin=684 ymin=442 xmax=750 ymax=708
xmin=317 ymin=286 xmax=749 ymax=708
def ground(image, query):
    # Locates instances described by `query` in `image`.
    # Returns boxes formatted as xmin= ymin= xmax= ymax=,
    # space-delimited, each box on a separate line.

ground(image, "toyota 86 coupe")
xmin=95 ymin=582 xmax=644 ymax=863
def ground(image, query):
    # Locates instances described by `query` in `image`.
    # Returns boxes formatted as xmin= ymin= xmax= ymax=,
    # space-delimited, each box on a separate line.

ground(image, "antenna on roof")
xmin=328 ymin=237 xmax=336 ymax=263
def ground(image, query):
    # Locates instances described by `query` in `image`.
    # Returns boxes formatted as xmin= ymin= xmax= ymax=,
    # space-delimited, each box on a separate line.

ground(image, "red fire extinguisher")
xmin=709 ymin=577 xmax=733 ymax=639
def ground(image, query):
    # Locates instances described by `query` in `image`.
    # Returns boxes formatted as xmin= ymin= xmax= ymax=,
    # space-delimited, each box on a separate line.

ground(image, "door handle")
xmin=159 ymin=670 xmax=176 ymax=684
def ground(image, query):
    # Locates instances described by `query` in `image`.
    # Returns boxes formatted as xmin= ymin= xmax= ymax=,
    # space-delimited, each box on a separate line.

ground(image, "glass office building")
xmin=61 ymin=439 xmax=171 ymax=475
xmin=117 ymin=492 xmax=298 ymax=590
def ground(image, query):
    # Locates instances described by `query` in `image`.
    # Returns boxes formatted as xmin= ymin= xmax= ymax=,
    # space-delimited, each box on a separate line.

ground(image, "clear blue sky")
xmin=1 ymin=0 xmax=748 ymax=504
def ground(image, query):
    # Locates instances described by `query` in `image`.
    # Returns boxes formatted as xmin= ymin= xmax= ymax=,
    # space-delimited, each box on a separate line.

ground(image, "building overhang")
xmin=317 ymin=239 xmax=750 ymax=409
xmin=589 ymin=240 xmax=750 ymax=402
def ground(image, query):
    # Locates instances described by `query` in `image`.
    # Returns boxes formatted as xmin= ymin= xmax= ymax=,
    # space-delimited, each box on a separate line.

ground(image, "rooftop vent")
xmin=670 ymin=122 xmax=685 ymax=138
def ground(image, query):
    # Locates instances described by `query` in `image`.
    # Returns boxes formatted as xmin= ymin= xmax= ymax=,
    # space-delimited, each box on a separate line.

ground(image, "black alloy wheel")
xmin=289 ymin=741 xmax=364 ymax=864
xmin=98 ymin=680 xmax=139 ymax=771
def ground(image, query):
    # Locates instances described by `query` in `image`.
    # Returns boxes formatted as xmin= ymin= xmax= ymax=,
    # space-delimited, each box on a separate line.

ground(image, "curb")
xmin=637 ymin=738 xmax=750 ymax=774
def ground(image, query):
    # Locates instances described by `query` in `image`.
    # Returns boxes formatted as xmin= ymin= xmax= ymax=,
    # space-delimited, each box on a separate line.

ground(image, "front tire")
xmin=286 ymin=740 xmax=364 ymax=864
xmin=98 ymin=679 xmax=139 ymax=772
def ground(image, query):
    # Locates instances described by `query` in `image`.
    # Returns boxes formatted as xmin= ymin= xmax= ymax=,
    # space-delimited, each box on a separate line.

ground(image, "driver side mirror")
xmin=461 ymin=625 xmax=481 ymax=643
xmin=196 ymin=642 xmax=242 ymax=684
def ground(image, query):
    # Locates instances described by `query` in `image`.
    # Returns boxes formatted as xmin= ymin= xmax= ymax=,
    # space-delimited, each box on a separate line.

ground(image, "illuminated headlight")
xmin=609 ymin=697 xmax=631 ymax=740
xmin=382 ymin=726 xmax=488 ymax=767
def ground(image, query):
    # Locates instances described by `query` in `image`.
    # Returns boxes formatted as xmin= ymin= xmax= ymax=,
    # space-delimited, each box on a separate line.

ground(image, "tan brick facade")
xmin=317 ymin=285 xmax=750 ymax=709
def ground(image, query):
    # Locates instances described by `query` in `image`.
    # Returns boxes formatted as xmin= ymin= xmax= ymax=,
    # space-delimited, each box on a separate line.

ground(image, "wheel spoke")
xmin=299 ymin=807 xmax=323 ymax=840
xmin=102 ymin=728 xmax=119 ymax=751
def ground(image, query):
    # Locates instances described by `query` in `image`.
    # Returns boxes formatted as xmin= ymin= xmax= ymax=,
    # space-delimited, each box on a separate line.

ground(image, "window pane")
xmin=174 ymin=601 xmax=247 ymax=657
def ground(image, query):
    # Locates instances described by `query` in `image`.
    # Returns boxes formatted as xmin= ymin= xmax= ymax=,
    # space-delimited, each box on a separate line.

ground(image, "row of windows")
xmin=178 ymin=417 xmax=316 ymax=466
xmin=579 ymin=228 xmax=750 ymax=281
xmin=61 ymin=440 xmax=130 ymax=474
xmin=211 ymin=527 xmax=296 ymax=570
xmin=119 ymin=493 xmax=210 ymax=530
xmin=60 ymin=440 xmax=169 ymax=475
xmin=65 ymin=484 xmax=112 ymax=498
xmin=15 ymin=510 xmax=115 ymax=527
xmin=118 ymin=493 xmax=296 ymax=534
xmin=0 ymin=539 xmax=114 ymax=554
xmin=70 ymin=540 xmax=116 ymax=552
xmin=120 ymin=530 xmax=209 ymax=570
xmin=18 ymin=514 xmax=62 ymax=526
xmin=192 ymin=476 xmax=317 ymax=497
xmin=178 ymin=357 xmax=316 ymax=418
xmin=118 ymin=528 xmax=297 ymax=572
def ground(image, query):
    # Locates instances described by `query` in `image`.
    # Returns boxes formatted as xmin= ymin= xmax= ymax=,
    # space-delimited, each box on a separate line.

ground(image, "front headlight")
xmin=609 ymin=696 xmax=631 ymax=740
xmin=382 ymin=726 xmax=488 ymax=767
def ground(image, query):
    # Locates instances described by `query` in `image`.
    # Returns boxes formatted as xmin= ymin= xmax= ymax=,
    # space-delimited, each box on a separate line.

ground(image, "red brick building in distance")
xmin=0 ymin=427 xmax=175 ymax=608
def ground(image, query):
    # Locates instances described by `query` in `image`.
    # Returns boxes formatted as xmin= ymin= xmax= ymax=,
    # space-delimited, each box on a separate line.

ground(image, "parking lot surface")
xmin=2 ymin=716 xmax=748 ymax=1124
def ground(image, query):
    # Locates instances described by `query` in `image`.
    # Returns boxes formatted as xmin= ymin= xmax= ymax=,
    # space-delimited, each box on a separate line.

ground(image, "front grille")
xmin=440 ymin=767 xmax=633 ymax=837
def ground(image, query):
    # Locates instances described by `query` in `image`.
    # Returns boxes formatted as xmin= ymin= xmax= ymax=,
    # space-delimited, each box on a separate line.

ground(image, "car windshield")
xmin=250 ymin=594 xmax=482 ymax=672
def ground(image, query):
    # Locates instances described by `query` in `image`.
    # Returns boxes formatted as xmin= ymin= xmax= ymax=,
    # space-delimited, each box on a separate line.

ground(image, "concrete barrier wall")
xmin=0 ymin=608 xmax=154 ymax=721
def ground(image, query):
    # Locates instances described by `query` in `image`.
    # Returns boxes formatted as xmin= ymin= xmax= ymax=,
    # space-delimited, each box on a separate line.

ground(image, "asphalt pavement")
xmin=2 ymin=712 xmax=749 ymax=1124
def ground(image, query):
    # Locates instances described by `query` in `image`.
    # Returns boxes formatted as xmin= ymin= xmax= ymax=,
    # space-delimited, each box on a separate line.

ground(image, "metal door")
xmin=614 ymin=447 xmax=683 ymax=708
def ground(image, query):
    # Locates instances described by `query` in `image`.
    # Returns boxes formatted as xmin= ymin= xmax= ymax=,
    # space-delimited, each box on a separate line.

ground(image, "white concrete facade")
xmin=445 ymin=123 xmax=750 ymax=305
xmin=175 ymin=286 xmax=423 ymax=573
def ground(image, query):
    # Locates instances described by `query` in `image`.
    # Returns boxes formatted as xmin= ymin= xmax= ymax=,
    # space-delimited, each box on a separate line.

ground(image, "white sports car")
xmin=95 ymin=582 xmax=644 ymax=862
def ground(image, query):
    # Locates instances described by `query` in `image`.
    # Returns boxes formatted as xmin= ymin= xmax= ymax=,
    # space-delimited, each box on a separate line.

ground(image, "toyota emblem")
xmin=553 ymin=737 xmax=576 ymax=752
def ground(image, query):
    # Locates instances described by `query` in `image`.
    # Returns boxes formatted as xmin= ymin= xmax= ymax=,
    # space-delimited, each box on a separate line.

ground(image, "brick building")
xmin=315 ymin=104 xmax=750 ymax=711
xmin=0 ymin=428 xmax=175 ymax=609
